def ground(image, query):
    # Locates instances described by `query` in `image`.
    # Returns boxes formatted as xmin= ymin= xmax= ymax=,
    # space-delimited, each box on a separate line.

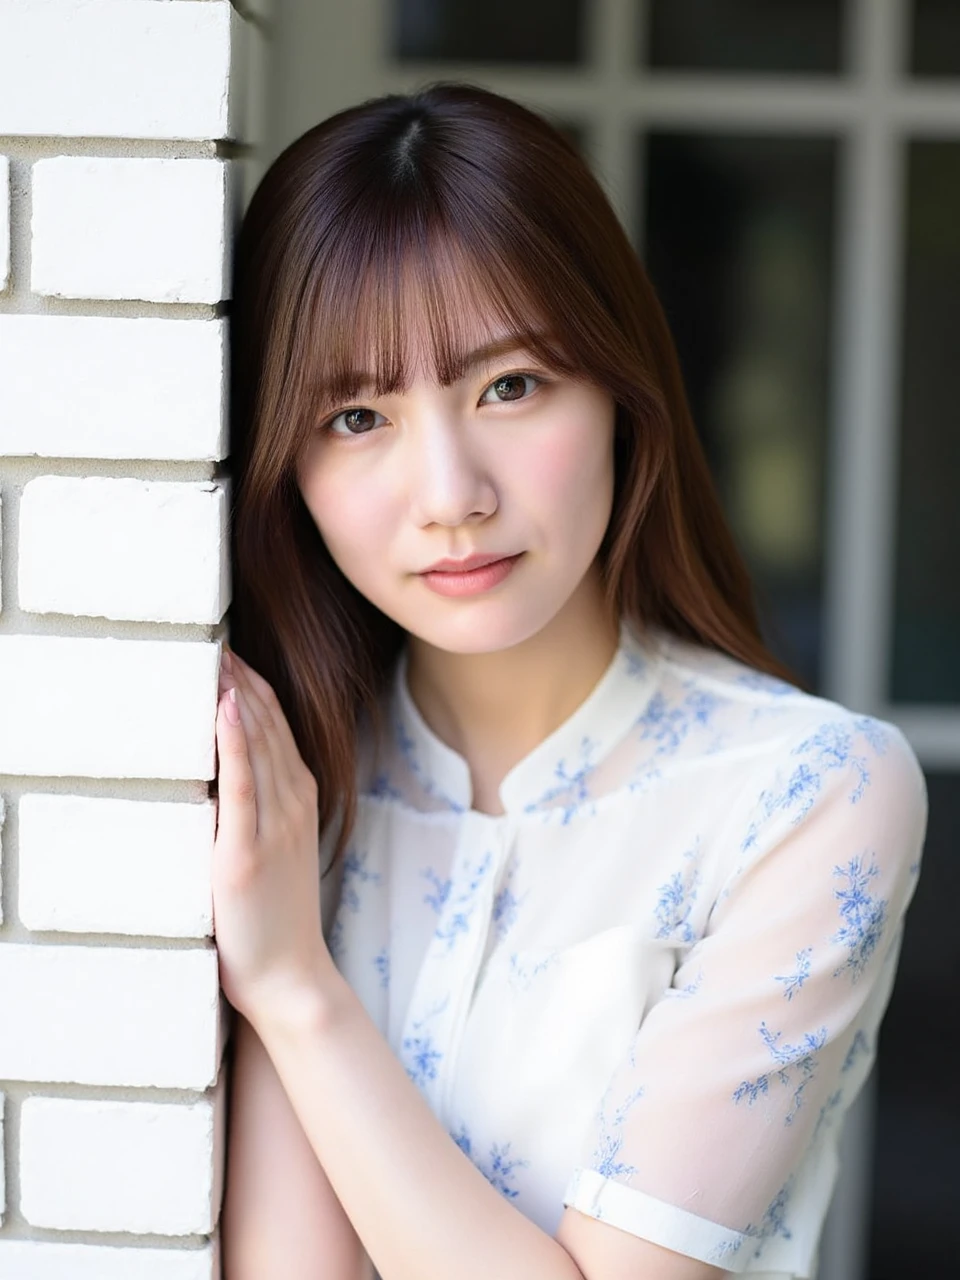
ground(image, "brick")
xmin=0 ymin=156 xmax=9 ymax=291
xmin=0 ymin=1094 xmax=5 ymax=1224
xmin=0 ymin=316 xmax=225 ymax=461
xmin=20 ymin=1094 xmax=222 ymax=1235
xmin=0 ymin=1240 xmax=218 ymax=1280
xmin=19 ymin=794 xmax=214 ymax=938
xmin=0 ymin=637 xmax=218 ymax=779
xmin=0 ymin=1 xmax=235 ymax=141
xmin=0 ymin=796 xmax=5 ymax=928
xmin=19 ymin=477 xmax=230 ymax=624
xmin=0 ymin=944 xmax=220 ymax=1088
xmin=32 ymin=159 xmax=228 ymax=304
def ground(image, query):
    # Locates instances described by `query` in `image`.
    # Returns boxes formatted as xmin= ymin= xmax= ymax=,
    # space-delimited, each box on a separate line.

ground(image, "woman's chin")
xmin=399 ymin=600 xmax=554 ymax=657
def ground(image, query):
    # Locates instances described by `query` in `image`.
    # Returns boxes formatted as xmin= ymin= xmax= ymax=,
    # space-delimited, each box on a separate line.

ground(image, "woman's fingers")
xmin=226 ymin=651 xmax=311 ymax=796
xmin=229 ymin=652 xmax=302 ymax=755
xmin=219 ymin=659 xmax=283 ymax=833
xmin=214 ymin=688 xmax=259 ymax=850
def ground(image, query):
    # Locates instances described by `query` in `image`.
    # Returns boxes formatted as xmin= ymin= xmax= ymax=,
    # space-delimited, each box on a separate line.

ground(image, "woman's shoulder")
xmin=647 ymin=625 xmax=814 ymax=713
xmin=642 ymin=626 xmax=924 ymax=795
xmin=633 ymin=636 xmax=927 ymax=924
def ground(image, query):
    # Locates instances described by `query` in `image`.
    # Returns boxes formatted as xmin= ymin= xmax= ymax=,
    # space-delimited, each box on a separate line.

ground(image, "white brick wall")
xmin=0 ymin=637 xmax=218 ymax=778
xmin=20 ymin=1094 xmax=224 ymax=1234
xmin=19 ymin=477 xmax=230 ymax=623
xmin=0 ymin=798 xmax=5 ymax=927
xmin=0 ymin=2 xmax=237 ymax=141
xmin=0 ymin=316 xmax=226 ymax=461
xmin=0 ymin=945 xmax=221 ymax=1088
xmin=18 ymin=794 xmax=215 ymax=937
xmin=0 ymin=1239 xmax=219 ymax=1280
xmin=0 ymin=157 xmax=9 ymax=291
xmin=0 ymin=0 xmax=264 ymax=1266
xmin=0 ymin=1095 xmax=5 ymax=1224
xmin=32 ymin=159 xmax=229 ymax=304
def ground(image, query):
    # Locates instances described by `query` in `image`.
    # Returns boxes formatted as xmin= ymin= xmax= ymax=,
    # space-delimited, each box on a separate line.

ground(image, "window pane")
xmin=393 ymin=0 xmax=584 ymax=64
xmin=911 ymin=0 xmax=960 ymax=77
xmin=642 ymin=134 xmax=837 ymax=690
xmin=867 ymin=769 xmax=959 ymax=1276
xmin=644 ymin=0 xmax=843 ymax=73
xmin=891 ymin=142 xmax=960 ymax=704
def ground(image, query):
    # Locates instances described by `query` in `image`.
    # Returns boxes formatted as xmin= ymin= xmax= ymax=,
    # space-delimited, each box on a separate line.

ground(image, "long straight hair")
xmin=229 ymin=82 xmax=800 ymax=872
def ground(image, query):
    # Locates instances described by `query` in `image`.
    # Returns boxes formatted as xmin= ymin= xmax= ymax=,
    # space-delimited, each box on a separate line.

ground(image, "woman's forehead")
xmin=351 ymin=287 xmax=542 ymax=388
xmin=309 ymin=241 xmax=557 ymax=406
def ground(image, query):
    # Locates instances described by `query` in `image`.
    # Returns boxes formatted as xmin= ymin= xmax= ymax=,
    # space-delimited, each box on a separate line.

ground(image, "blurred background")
xmin=253 ymin=1 xmax=959 ymax=1275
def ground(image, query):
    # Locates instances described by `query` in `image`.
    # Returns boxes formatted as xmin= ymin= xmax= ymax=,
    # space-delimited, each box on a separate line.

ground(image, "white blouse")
xmin=324 ymin=620 xmax=927 ymax=1278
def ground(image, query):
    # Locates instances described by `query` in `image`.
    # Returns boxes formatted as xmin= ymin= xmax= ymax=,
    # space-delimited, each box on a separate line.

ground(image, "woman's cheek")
xmin=522 ymin=417 xmax=614 ymax=520
xmin=304 ymin=470 xmax=392 ymax=580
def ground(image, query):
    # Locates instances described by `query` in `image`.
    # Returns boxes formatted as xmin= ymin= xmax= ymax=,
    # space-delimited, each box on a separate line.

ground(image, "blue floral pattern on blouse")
xmin=327 ymin=620 xmax=927 ymax=1280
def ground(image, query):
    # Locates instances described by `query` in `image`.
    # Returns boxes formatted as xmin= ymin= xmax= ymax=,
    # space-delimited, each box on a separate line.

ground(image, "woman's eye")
xmin=480 ymin=372 xmax=541 ymax=404
xmin=326 ymin=406 xmax=385 ymax=437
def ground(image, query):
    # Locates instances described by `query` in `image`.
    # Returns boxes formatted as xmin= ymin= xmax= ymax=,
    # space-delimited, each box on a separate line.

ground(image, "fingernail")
xmin=225 ymin=687 xmax=241 ymax=726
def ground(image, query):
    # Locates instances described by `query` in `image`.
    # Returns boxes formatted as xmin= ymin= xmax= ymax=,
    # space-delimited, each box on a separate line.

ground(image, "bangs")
xmin=297 ymin=206 xmax=583 ymax=429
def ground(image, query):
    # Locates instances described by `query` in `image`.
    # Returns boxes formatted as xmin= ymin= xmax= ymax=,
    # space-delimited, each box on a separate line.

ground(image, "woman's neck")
xmin=404 ymin=565 xmax=620 ymax=814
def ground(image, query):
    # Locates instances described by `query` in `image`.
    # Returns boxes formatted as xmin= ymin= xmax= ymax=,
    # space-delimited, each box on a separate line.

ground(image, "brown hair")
xmin=228 ymin=81 xmax=800 ymax=873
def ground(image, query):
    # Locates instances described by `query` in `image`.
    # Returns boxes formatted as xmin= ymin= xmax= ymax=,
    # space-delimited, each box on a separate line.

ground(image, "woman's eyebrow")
xmin=339 ymin=332 xmax=548 ymax=397
xmin=452 ymin=333 xmax=548 ymax=375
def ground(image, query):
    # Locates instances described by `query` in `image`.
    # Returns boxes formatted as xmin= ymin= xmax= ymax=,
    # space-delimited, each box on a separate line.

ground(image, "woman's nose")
xmin=406 ymin=418 xmax=498 ymax=528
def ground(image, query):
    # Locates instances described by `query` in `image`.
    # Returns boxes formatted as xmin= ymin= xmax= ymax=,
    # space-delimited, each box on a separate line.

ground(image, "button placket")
xmin=398 ymin=811 xmax=514 ymax=1122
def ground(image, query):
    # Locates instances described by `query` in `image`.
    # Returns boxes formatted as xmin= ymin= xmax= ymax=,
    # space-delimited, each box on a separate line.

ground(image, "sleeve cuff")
xmin=562 ymin=1167 xmax=750 ymax=1271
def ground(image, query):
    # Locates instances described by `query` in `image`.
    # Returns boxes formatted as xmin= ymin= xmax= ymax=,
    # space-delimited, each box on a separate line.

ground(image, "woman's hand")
xmin=213 ymin=648 xmax=332 ymax=1030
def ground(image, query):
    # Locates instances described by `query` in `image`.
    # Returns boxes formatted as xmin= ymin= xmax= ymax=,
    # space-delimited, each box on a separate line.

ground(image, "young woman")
xmin=213 ymin=83 xmax=927 ymax=1280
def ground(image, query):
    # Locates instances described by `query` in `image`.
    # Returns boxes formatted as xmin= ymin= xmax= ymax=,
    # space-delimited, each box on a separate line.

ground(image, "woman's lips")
xmin=419 ymin=553 xmax=524 ymax=597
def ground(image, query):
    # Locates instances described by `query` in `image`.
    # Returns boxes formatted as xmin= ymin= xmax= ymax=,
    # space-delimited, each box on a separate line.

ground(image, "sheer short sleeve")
xmin=562 ymin=715 xmax=927 ymax=1273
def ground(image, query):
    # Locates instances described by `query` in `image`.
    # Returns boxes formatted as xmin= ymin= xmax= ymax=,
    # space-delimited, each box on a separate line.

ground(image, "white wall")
xmin=0 ymin=1 xmax=265 ymax=1273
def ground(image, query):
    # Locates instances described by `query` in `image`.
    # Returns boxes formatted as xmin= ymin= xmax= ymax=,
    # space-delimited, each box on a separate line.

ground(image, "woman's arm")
xmin=220 ymin=1011 xmax=374 ymax=1280
xmin=253 ymin=966 xmax=722 ymax=1280
xmin=256 ymin=970 xmax=587 ymax=1280
xmin=213 ymin=652 xmax=725 ymax=1280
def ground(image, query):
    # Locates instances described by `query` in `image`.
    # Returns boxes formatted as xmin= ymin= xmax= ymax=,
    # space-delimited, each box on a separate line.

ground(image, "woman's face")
xmin=295 ymin=309 xmax=617 ymax=655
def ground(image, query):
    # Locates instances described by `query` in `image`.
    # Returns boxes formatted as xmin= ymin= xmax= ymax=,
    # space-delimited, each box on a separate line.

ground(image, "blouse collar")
xmin=389 ymin=618 xmax=663 ymax=815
